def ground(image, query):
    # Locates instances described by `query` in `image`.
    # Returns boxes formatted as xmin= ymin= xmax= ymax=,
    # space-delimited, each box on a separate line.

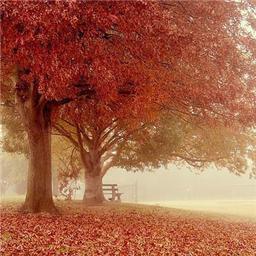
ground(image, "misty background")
xmin=1 ymin=152 xmax=255 ymax=202
xmin=104 ymin=166 xmax=256 ymax=203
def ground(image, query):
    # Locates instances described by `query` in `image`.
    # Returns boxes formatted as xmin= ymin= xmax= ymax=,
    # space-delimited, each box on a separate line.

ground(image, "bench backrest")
xmin=102 ymin=184 xmax=119 ymax=194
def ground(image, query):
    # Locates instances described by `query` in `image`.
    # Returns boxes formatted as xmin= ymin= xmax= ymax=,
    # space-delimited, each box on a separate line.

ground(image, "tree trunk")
xmin=16 ymin=79 xmax=57 ymax=213
xmin=20 ymin=112 xmax=57 ymax=213
xmin=76 ymin=129 xmax=106 ymax=204
xmin=83 ymin=174 xmax=105 ymax=204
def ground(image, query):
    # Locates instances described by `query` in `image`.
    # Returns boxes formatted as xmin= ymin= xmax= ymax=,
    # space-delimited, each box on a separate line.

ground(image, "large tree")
xmin=1 ymin=1 xmax=256 ymax=210
xmin=1 ymin=1 xmax=100 ymax=212
xmin=52 ymin=1 xmax=256 ymax=203
xmin=54 ymin=110 xmax=256 ymax=204
xmin=54 ymin=105 xmax=151 ymax=203
xmin=1 ymin=1 xmax=169 ymax=211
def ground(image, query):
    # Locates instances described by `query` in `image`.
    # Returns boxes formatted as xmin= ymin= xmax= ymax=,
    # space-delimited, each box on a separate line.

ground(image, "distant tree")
xmin=116 ymin=116 xmax=256 ymax=177
xmin=52 ymin=136 xmax=82 ymax=200
xmin=1 ymin=94 xmax=28 ymax=156
xmin=58 ymin=152 xmax=81 ymax=201
xmin=0 ymin=153 xmax=27 ymax=195
xmin=0 ymin=180 xmax=8 ymax=196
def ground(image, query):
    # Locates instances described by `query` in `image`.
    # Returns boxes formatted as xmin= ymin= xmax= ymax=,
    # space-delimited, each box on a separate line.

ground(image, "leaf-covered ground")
xmin=1 ymin=201 xmax=256 ymax=256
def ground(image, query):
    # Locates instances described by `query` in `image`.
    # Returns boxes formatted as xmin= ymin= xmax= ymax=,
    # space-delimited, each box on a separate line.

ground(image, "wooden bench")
xmin=102 ymin=184 xmax=122 ymax=202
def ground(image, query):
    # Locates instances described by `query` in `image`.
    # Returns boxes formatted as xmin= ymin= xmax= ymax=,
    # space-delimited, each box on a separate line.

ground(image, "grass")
xmin=143 ymin=200 xmax=256 ymax=222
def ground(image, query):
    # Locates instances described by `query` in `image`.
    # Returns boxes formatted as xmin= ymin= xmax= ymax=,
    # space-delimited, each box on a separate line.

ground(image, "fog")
xmin=1 ymin=153 xmax=255 ymax=203
xmin=103 ymin=166 xmax=256 ymax=218
xmin=103 ymin=166 xmax=256 ymax=202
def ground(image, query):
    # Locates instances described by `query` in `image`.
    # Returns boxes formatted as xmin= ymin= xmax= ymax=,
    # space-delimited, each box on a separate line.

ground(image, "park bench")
xmin=102 ymin=184 xmax=123 ymax=202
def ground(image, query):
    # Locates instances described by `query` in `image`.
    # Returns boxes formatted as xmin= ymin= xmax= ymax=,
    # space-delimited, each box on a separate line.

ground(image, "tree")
xmin=1 ymin=1 xmax=98 ymax=212
xmin=115 ymin=115 xmax=256 ymax=177
xmin=54 ymin=109 xmax=256 ymax=204
xmin=1 ymin=1 xmax=256 ymax=210
xmin=57 ymin=150 xmax=81 ymax=201
xmin=0 ymin=153 xmax=27 ymax=195
xmin=54 ymin=105 xmax=149 ymax=203
xmin=52 ymin=1 xmax=256 ymax=203
xmin=2 ymin=0 xmax=165 ymax=211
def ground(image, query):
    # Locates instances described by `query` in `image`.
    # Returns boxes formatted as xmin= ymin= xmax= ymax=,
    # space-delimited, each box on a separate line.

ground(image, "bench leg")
xmin=117 ymin=194 xmax=121 ymax=202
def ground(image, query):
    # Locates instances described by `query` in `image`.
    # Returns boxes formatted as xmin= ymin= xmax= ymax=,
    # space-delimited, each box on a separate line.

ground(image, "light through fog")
xmin=102 ymin=166 xmax=256 ymax=219
xmin=103 ymin=166 xmax=256 ymax=202
xmin=2 ymin=153 xmax=255 ymax=203
xmin=1 ymin=152 xmax=255 ymax=219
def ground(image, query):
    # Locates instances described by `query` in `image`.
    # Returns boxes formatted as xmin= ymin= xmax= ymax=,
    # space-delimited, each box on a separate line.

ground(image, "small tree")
xmin=57 ymin=147 xmax=81 ymax=201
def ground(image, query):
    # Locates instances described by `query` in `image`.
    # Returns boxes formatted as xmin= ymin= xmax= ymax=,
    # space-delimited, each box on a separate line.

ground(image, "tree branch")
xmin=49 ymin=87 xmax=96 ymax=107
xmin=78 ymin=124 xmax=92 ymax=149
xmin=76 ymin=124 xmax=89 ymax=170
xmin=53 ymin=123 xmax=79 ymax=148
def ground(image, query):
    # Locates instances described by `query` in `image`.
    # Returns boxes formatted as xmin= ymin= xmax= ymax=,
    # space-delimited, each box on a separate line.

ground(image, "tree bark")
xmin=75 ymin=126 xmax=112 ymax=204
xmin=20 ymin=109 xmax=57 ymax=213
xmin=83 ymin=174 xmax=106 ymax=204
xmin=16 ymin=80 xmax=57 ymax=213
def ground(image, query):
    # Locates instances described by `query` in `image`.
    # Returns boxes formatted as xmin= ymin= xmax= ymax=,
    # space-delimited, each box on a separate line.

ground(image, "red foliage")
xmin=2 ymin=1 xmax=256 ymax=126
xmin=1 ymin=206 xmax=256 ymax=255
